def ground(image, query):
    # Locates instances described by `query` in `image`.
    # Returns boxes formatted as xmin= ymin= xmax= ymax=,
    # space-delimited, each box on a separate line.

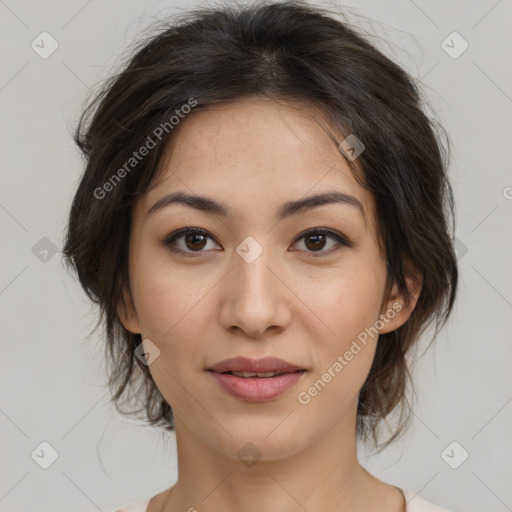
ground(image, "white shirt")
xmin=114 ymin=488 xmax=452 ymax=511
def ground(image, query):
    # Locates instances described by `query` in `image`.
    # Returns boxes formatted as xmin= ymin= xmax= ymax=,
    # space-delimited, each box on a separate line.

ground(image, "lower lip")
xmin=208 ymin=370 xmax=306 ymax=402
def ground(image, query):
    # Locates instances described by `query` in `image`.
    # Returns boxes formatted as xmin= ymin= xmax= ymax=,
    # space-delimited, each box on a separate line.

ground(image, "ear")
xmin=378 ymin=264 xmax=422 ymax=335
xmin=116 ymin=287 xmax=141 ymax=334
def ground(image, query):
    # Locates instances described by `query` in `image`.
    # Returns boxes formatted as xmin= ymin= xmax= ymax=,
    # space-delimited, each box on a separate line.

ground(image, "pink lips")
xmin=207 ymin=356 xmax=307 ymax=402
xmin=209 ymin=371 xmax=306 ymax=401
xmin=209 ymin=356 xmax=305 ymax=374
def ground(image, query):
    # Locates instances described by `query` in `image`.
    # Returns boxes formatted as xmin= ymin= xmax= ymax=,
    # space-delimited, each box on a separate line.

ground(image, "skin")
xmin=118 ymin=96 xmax=421 ymax=512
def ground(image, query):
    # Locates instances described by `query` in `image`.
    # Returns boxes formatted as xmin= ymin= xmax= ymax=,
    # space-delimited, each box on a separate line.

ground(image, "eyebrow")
xmin=147 ymin=190 xmax=366 ymax=223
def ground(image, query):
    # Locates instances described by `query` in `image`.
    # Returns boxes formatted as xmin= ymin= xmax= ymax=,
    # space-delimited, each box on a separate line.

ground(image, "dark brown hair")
xmin=63 ymin=0 xmax=458 ymax=451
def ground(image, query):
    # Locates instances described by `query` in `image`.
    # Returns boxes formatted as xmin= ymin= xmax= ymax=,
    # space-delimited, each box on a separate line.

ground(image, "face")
xmin=118 ymin=97 xmax=417 ymax=462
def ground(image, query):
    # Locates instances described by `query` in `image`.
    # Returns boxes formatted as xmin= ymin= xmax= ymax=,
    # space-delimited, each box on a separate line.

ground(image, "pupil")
xmin=186 ymin=233 xmax=206 ymax=250
xmin=306 ymin=234 xmax=325 ymax=251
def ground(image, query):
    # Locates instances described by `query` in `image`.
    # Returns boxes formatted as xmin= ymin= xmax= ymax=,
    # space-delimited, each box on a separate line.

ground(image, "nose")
xmin=219 ymin=244 xmax=292 ymax=339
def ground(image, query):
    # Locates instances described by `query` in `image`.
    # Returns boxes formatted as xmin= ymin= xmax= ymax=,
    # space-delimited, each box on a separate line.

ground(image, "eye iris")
xmin=305 ymin=234 xmax=326 ymax=251
xmin=186 ymin=233 xmax=207 ymax=251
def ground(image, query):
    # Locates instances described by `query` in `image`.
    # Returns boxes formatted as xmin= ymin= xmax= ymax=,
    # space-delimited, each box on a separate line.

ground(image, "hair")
xmin=63 ymin=0 xmax=458 ymax=452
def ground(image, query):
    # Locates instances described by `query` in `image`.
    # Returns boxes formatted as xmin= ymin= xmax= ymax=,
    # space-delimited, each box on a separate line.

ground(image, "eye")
xmin=162 ymin=227 xmax=220 ymax=257
xmin=292 ymin=228 xmax=353 ymax=257
xmin=162 ymin=227 xmax=352 ymax=258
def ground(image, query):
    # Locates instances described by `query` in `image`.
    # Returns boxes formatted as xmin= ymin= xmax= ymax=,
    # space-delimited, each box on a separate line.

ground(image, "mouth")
xmin=206 ymin=357 xmax=308 ymax=402
xmin=208 ymin=370 xmax=307 ymax=402
xmin=207 ymin=356 xmax=307 ymax=374
xmin=208 ymin=369 xmax=306 ymax=378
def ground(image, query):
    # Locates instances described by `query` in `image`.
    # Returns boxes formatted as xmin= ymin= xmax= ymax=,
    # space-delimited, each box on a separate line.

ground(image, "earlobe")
xmin=378 ymin=273 xmax=422 ymax=335
xmin=116 ymin=288 xmax=141 ymax=334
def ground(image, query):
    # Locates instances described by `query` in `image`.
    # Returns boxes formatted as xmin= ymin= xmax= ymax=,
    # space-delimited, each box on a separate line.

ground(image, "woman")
xmin=63 ymin=1 xmax=458 ymax=511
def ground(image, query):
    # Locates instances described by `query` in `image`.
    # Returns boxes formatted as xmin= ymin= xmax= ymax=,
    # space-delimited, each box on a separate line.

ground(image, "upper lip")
xmin=208 ymin=356 xmax=306 ymax=373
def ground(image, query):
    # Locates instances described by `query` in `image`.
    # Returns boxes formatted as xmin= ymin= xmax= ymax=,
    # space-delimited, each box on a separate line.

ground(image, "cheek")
xmin=134 ymin=282 xmax=210 ymax=414
xmin=301 ymin=260 xmax=384 ymax=400
xmin=313 ymin=260 xmax=385 ymax=348
xmin=130 ymin=245 xmax=211 ymax=338
xmin=129 ymin=251 xmax=217 ymax=395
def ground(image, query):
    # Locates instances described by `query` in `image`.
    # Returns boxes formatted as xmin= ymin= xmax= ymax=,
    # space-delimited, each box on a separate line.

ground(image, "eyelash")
xmin=162 ymin=227 xmax=353 ymax=258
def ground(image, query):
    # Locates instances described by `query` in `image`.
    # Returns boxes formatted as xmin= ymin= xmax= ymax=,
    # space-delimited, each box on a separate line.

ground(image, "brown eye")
xmin=304 ymin=233 xmax=328 ymax=251
xmin=163 ymin=227 xmax=220 ymax=257
xmin=292 ymin=229 xmax=352 ymax=257
xmin=184 ymin=232 xmax=208 ymax=251
xmin=163 ymin=227 xmax=352 ymax=259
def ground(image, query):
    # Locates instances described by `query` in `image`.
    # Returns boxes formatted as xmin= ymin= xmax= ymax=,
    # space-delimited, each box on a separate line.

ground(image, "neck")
xmin=161 ymin=412 xmax=388 ymax=512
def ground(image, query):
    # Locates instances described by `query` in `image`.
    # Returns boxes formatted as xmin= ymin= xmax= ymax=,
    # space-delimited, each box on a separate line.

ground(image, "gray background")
xmin=0 ymin=0 xmax=511 ymax=511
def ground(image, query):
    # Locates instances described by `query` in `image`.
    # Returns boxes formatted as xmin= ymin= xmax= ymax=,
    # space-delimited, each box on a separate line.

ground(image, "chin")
xmin=203 ymin=418 xmax=311 ymax=463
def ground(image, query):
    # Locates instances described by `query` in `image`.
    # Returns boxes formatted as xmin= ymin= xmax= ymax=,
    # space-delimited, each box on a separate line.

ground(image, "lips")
xmin=207 ymin=356 xmax=307 ymax=402
xmin=208 ymin=356 xmax=306 ymax=374
xmin=209 ymin=371 xmax=306 ymax=401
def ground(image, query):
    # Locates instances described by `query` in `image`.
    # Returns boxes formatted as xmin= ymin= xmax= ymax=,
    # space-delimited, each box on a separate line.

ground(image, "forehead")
xmin=140 ymin=97 xmax=377 ymax=232
xmin=158 ymin=97 xmax=344 ymax=175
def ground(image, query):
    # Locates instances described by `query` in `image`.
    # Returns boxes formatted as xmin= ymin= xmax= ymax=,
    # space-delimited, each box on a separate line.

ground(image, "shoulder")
xmin=113 ymin=496 xmax=152 ymax=512
xmin=402 ymin=488 xmax=453 ymax=512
